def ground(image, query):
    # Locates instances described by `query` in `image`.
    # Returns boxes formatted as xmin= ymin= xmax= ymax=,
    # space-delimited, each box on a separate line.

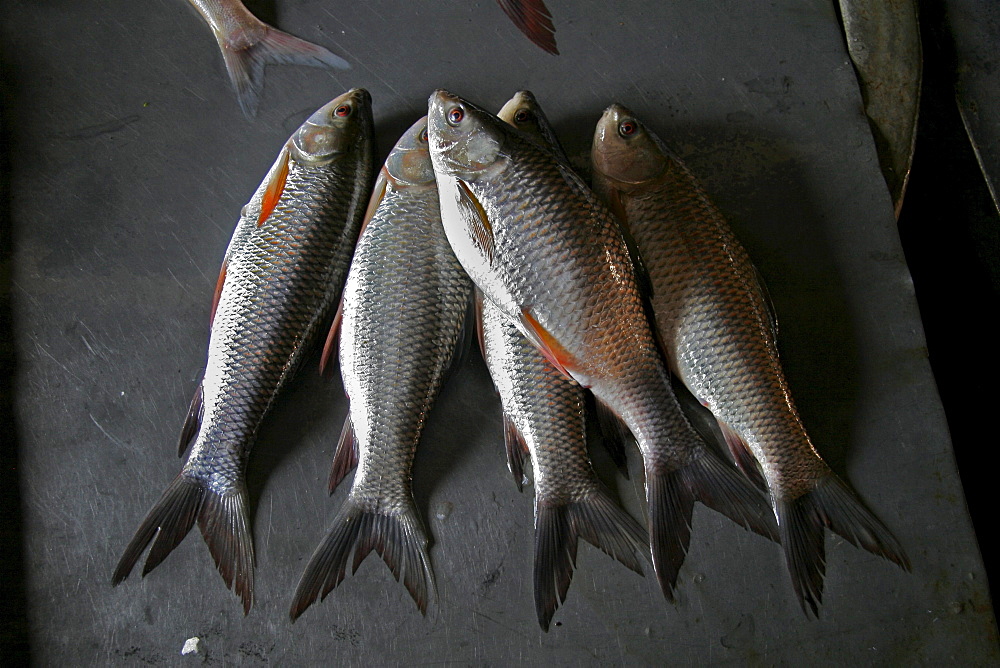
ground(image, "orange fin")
xmin=209 ymin=259 xmax=228 ymax=326
xmin=318 ymin=298 xmax=345 ymax=378
xmin=258 ymin=147 xmax=290 ymax=227
xmin=518 ymin=308 xmax=581 ymax=384
xmin=457 ymin=179 xmax=495 ymax=265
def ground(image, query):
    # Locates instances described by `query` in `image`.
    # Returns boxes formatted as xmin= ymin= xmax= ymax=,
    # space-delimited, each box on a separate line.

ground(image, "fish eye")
xmin=618 ymin=120 xmax=637 ymax=137
xmin=514 ymin=109 xmax=532 ymax=124
xmin=447 ymin=107 xmax=465 ymax=125
xmin=419 ymin=127 xmax=428 ymax=142
xmin=334 ymin=104 xmax=351 ymax=117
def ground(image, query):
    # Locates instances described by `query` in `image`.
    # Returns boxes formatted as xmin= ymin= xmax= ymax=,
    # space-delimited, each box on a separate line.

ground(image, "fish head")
xmin=497 ymin=90 xmax=542 ymax=132
xmin=497 ymin=90 xmax=563 ymax=157
xmin=591 ymin=104 xmax=668 ymax=189
xmin=384 ymin=116 xmax=435 ymax=187
xmin=291 ymin=88 xmax=374 ymax=165
xmin=427 ymin=90 xmax=506 ymax=180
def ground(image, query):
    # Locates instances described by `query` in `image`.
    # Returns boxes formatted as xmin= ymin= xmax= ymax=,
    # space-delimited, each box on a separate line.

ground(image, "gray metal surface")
xmin=3 ymin=0 xmax=996 ymax=663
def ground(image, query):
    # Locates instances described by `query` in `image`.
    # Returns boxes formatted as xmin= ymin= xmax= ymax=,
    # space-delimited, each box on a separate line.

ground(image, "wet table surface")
xmin=3 ymin=0 xmax=997 ymax=663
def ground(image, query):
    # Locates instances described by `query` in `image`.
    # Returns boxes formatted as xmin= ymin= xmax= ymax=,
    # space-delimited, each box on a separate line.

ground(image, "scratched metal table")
xmin=4 ymin=0 xmax=997 ymax=663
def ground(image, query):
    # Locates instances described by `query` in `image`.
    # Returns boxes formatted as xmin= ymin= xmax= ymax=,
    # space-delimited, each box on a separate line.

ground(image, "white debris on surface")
xmin=181 ymin=637 xmax=201 ymax=656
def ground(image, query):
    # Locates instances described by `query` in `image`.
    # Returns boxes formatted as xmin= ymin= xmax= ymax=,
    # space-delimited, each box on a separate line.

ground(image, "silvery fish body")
xmin=187 ymin=0 xmax=349 ymax=117
xmin=290 ymin=117 xmax=472 ymax=621
xmin=428 ymin=90 xmax=773 ymax=600
xmin=590 ymin=104 xmax=909 ymax=616
xmin=113 ymin=89 xmax=376 ymax=613
xmin=480 ymin=295 xmax=646 ymax=631
xmin=481 ymin=92 xmax=645 ymax=631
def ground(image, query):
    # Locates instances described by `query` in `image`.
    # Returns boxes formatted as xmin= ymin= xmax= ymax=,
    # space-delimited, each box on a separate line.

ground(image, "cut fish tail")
xmin=220 ymin=23 xmax=350 ymax=117
xmin=776 ymin=473 xmax=911 ymax=617
xmin=646 ymin=449 xmax=778 ymax=600
xmin=534 ymin=489 xmax=647 ymax=631
xmin=111 ymin=472 xmax=254 ymax=613
xmin=289 ymin=497 xmax=434 ymax=621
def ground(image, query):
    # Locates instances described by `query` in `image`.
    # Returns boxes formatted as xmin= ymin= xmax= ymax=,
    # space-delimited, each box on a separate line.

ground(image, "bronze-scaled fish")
xmin=112 ymin=89 xmax=375 ymax=613
xmin=590 ymin=104 xmax=910 ymax=616
xmin=428 ymin=90 xmax=775 ymax=601
xmin=470 ymin=93 xmax=647 ymax=631
xmin=185 ymin=0 xmax=350 ymax=117
xmin=289 ymin=117 xmax=472 ymax=621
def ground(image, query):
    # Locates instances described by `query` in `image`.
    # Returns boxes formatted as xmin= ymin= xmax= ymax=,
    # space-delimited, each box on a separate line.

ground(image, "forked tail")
xmin=534 ymin=488 xmax=647 ymax=631
xmin=776 ymin=473 xmax=910 ymax=617
xmin=111 ymin=474 xmax=254 ymax=613
xmin=289 ymin=497 xmax=434 ymax=621
xmin=646 ymin=448 xmax=778 ymax=601
xmin=220 ymin=22 xmax=350 ymax=117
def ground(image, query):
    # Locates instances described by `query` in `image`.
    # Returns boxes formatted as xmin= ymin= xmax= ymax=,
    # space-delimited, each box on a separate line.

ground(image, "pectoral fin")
xmin=518 ymin=308 xmax=581 ymax=385
xmin=457 ymin=179 xmax=495 ymax=265
xmin=209 ymin=259 xmax=228 ymax=326
xmin=258 ymin=147 xmax=290 ymax=227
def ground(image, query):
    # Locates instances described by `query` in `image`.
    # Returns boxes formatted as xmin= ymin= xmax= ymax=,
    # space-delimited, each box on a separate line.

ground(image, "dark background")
xmin=2 ymin=0 xmax=997 ymax=661
xmin=897 ymin=2 xmax=998 ymax=600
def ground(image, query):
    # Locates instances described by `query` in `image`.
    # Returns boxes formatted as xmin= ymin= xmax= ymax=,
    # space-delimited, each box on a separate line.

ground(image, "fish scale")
xmin=113 ymin=89 xmax=375 ymax=614
xmin=290 ymin=117 xmax=472 ymax=621
xmin=428 ymin=90 xmax=776 ymax=605
xmin=184 ymin=158 xmax=361 ymax=488
xmin=590 ymin=103 xmax=909 ymax=617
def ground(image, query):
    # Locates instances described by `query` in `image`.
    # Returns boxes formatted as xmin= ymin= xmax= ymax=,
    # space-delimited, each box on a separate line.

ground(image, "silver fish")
xmin=590 ymin=104 xmax=910 ymax=616
xmin=479 ymin=293 xmax=647 ymax=631
xmin=428 ymin=90 xmax=774 ymax=601
xmin=289 ymin=117 xmax=472 ymax=620
xmin=463 ymin=93 xmax=648 ymax=632
xmin=112 ymin=89 xmax=376 ymax=613
xmin=186 ymin=0 xmax=350 ymax=117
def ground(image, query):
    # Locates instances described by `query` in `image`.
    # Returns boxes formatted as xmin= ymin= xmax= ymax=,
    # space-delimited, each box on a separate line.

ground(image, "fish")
xmin=427 ymin=89 xmax=776 ymax=602
xmin=289 ymin=117 xmax=473 ymax=621
xmin=497 ymin=90 xmax=632 ymax=475
xmin=185 ymin=0 xmax=350 ymax=117
xmin=496 ymin=0 xmax=558 ymax=55
xmin=590 ymin=104 xmax=910 ymax=616
xmin=112 ymin=88 xmax=376 ymax=613
xmin=479 ymin=293 xmax=648 ymax=631
xmin=464 ymin=93 xmax=647 ymax=631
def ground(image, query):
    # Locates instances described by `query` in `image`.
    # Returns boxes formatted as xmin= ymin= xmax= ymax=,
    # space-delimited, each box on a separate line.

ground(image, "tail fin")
xmin=777 ymin=474 xmax=910 ymax=617
xmin=496 ymin=0 xmax=559 ymax=55
xmin=646 ymin=449 xmax=777 ymax=600
xmin=111 ymin=474 xmax=254 ymax=613
xmin=220 ymin=24 xmax=350 ymax=117
xmin=289 ymin=497 xmax=434 ymax=621
xmin=534 ymin=489 xmax=647 ymax=631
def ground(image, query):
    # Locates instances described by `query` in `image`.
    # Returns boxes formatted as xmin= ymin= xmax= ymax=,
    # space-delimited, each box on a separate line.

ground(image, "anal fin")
xmin=177 ymin=383 xmax=204 ymax=457
xmin=328 ymin=416 xmax=359 ymax=494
